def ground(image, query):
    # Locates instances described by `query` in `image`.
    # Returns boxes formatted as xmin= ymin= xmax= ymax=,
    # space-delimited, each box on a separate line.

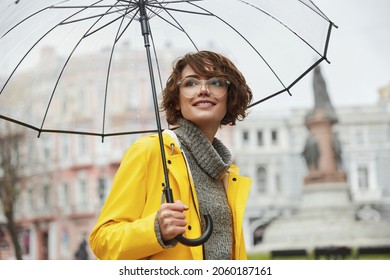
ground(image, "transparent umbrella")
xmin=0 ymin=0 xmax=336 ymax=246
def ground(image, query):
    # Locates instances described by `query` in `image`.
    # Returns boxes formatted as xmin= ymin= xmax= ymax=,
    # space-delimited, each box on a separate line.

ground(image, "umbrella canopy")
xmin=0 ymin=0 xmax=336 ymax=138
xmin=0 ymin=0 xmax=336 ymax=246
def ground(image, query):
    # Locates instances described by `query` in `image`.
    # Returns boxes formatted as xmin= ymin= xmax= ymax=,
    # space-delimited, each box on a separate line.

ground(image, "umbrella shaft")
xmin=139 ymin=5 xmax=172 ymax=202
xmin=139 ymin=0 xmax=149 ymax=38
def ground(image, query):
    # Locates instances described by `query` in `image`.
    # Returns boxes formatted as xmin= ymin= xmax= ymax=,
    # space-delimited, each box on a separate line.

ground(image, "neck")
xmin=199 ymin=127 xmax=218 ymax=143
xmin=197 ymin=123 xmax=219 ymax=142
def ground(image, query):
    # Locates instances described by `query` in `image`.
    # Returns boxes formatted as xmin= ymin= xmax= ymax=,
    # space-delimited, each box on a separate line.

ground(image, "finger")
xmin=162 ymin=225 xmax=186 ymax=241
xmin=160 ymin=201 xmax=188 ymax=212
xmin=159 ymin=208 xmax=186 ymax=221
xmin=157 ymin=208 xmax=188 ymax=241
xmin=174 ymin=200 xmax=189 ymax=210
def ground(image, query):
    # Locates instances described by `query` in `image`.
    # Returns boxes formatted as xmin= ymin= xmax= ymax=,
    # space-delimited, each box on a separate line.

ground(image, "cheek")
xmin=221 ymin=96 xmax=228 ymax=112
xmin=176 ymin=95 xmax=184 ymax=110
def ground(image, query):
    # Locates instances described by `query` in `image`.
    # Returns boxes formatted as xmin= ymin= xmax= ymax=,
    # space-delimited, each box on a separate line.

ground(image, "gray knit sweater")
xmin=174 ymin=118 xmax=233 ymax=260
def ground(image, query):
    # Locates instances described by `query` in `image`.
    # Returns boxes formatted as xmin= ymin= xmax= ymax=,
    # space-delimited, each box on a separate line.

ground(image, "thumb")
xmin=175 ymin=200 xmax=189 ymax=210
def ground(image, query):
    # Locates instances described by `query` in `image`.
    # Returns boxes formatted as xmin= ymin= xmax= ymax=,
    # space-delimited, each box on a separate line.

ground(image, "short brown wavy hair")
xmin=161 ymin=50 xmax=253 ymax=126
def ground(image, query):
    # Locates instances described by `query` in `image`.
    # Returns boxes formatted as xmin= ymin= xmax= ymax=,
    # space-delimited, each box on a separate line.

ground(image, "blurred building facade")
xmin=236 ymin=81 xmax=390 ymax=251
xmin=1 ymin=43 xmax=390 ymax=258
xmin=0 ymin=43 xmax=179 ymax=260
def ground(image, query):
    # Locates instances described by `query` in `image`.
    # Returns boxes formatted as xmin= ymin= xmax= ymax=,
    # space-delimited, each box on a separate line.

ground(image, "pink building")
xmin=0 ymin=43 xmax=181 ymax=259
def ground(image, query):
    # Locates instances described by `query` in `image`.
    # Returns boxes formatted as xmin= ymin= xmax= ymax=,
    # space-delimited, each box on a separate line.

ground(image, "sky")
xmin=261 ymin=0 xmax=390 ymax=111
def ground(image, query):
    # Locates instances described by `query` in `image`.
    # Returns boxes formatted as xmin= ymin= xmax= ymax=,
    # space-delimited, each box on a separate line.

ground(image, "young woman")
xmin=89 ymin=50 xmax=253 ymax=260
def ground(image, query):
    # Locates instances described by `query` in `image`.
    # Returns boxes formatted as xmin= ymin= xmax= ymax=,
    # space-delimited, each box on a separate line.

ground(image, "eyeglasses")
xmin=177 ymin=77 xmax=230 ymax=98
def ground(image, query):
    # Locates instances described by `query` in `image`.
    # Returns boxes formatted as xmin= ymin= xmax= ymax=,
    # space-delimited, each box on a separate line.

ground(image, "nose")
xmin=198 ymin=81 xmax=210 ymax=95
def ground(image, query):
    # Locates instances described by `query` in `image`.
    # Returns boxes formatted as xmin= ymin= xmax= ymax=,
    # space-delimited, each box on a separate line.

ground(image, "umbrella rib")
xmin=0 ymin=6 xmax=58 ymax=93
xmin=146 ymin=4 xmax=211 ymax=16
xmin=59 ymin=7 xmax=130 ymax=25
xmin=146 ymin=3 xmax=199 ymax=50
xmin=148 ymin=0 xmax=203 ymax=4
xmin=28 ymin=126 xmax=158 ymax=138
xmin=52 ymin=5 xmax=129 ymax=9
xmin=115 ymin=9 xmax=140 ymax=41
xmin=102 ymin=5 xmax=132 ymax=139
xmin=0 ymin=115 xmax=41 ymax=134
xmin=0 ymin=1 xmax=103 ymax=95
xmin=238 ymin=0 xmax=327 ymax=59
xmin=148 ymin=28 xmax=165 ymax=95
xmin=322 ymin=21 xmax=335 ymax=64
xmin=299 ymin=0 xmax=335 ymax=25
xmin=1 ymin=6 xmax=52 ymax=38
xmin=81 ymin=6 xmax=139 ymax=39
xmin=145 ymin=8 xmax=184 ymax=32
xmin=38 ymin=3 xmax=118 ymax=135
xmin=249 ymin=6 xmax=337 ymax=107
xmin=190 ymin=2 xmax=289 ymax=92
xmin=249 ymin=56 xmax=327 ymax=108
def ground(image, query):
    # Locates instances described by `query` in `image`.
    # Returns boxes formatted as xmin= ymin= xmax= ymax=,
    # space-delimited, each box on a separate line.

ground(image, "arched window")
xmin=253 ymin=225 xmax=266 ymax=245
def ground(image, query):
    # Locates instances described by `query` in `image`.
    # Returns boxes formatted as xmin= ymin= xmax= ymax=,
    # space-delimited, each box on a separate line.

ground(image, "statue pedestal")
xmin=304 ymin=170 xmax=347 ymax=184
xmin=303 ymin=108 xmax=347 ymax=185
xmin=251 ymin=183 xmax=390 ymax=253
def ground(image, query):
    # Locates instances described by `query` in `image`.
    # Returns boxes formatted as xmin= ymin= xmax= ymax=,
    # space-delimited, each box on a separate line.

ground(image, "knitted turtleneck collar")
xmin=174 ymin=118 xmax=232 ymax=180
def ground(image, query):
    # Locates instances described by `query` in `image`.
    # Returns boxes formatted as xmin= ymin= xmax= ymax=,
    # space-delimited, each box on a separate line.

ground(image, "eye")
xmin=208 ymin=77 xmax=225 ymax=87
xmin=183 ymin=78 xmax=200 ymax=88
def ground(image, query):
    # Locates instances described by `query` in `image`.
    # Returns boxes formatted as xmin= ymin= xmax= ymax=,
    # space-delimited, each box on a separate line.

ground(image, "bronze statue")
xmin=306 ymin=66 xmax=338 ymax=123
xmin=302 ymin=134 xmax=319 ymax=171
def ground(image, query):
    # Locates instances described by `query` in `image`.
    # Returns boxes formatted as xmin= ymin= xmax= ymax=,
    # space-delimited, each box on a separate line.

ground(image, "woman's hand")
xmin=157 ymin=200 xmax=188 ymax=242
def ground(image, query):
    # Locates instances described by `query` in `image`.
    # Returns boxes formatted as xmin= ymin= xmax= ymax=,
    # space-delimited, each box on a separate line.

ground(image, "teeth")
xmin=195 ymin=102 xmax=213 ymax=106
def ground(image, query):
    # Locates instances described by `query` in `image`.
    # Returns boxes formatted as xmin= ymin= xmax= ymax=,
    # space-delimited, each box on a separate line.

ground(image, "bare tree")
xmin=0 ymin=123 xmax=24 ymax=260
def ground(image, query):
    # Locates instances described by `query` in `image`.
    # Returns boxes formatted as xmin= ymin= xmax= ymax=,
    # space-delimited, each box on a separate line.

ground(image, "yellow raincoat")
xmin=89 ymin=132 xmax=252 ymax=260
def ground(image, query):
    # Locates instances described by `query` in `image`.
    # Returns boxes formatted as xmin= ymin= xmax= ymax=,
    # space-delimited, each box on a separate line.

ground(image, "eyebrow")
xmin=181 ymin=75 xmax=217 ymax=81
xmin=181 ymin=74 xmax=200 ymax=79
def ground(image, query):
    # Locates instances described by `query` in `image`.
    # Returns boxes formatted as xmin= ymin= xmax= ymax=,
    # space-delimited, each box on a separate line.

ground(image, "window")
xmin=61 ymin=135 xmax=69 ymax=159
xmin=242 ymin=130 xmax=249 ymax=146
xmin=78 ymin=136 xmax=88 ymax=156
xmin=60 ymin=228 xmax=70 ymax=258
xmin=43 ymin=184 xmax=50 ymax=209
xmin=275 ymin=174 xmax=281 ymax=192
xmin=78 ymin=178 xmax=88 ymax=206
xmin=271 ymin=129 xmax=278 ymax=145
xmin=42 ymin=137 xmax=51 ymax=160
xmin=27 ymin=188 xmax=34 ymax=212
xmin=59 ymin=182 xmax=69 ymax=209
xmin=257 ymin=130 xmax=264 ymax=146
xmin=256 ymin=166 xmax=267 ymax=193
xmin=357 ymin=165 xmax=369 ymax=191
xmin=98 ymin=177 xmax=107 ymax=206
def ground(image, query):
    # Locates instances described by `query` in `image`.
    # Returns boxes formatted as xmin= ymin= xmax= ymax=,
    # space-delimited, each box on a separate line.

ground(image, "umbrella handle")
xmin=164 ymin=187 xmax=213 ymax=247
xmin=175 ymin=213 xmax=213 ymax=247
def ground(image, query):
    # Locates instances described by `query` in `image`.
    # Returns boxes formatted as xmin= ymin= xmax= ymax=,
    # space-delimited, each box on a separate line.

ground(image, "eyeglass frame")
xmin=177 ymin=76 xmax=231 ymax=98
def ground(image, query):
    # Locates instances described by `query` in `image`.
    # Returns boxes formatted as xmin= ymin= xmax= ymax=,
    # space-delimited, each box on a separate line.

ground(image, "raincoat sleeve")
xmin=89 ymin=138 xmax=165 ymax=260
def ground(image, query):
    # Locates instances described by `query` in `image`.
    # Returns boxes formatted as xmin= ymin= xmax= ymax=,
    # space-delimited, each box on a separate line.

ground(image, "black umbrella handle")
xmin=175 ymin=213 xmax=213 ymax=247
xmin=164 ymin=188 xmax=213 ymax=247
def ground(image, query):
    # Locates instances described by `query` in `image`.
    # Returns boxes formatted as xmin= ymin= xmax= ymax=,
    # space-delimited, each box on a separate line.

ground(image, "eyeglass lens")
xmin=179 ymin=77 xmax=229 ymax=97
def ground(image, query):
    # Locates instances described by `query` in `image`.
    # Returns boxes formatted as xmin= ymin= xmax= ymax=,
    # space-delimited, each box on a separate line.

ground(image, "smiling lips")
xmin=193 ymin=100 xmax=216 ymax=107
